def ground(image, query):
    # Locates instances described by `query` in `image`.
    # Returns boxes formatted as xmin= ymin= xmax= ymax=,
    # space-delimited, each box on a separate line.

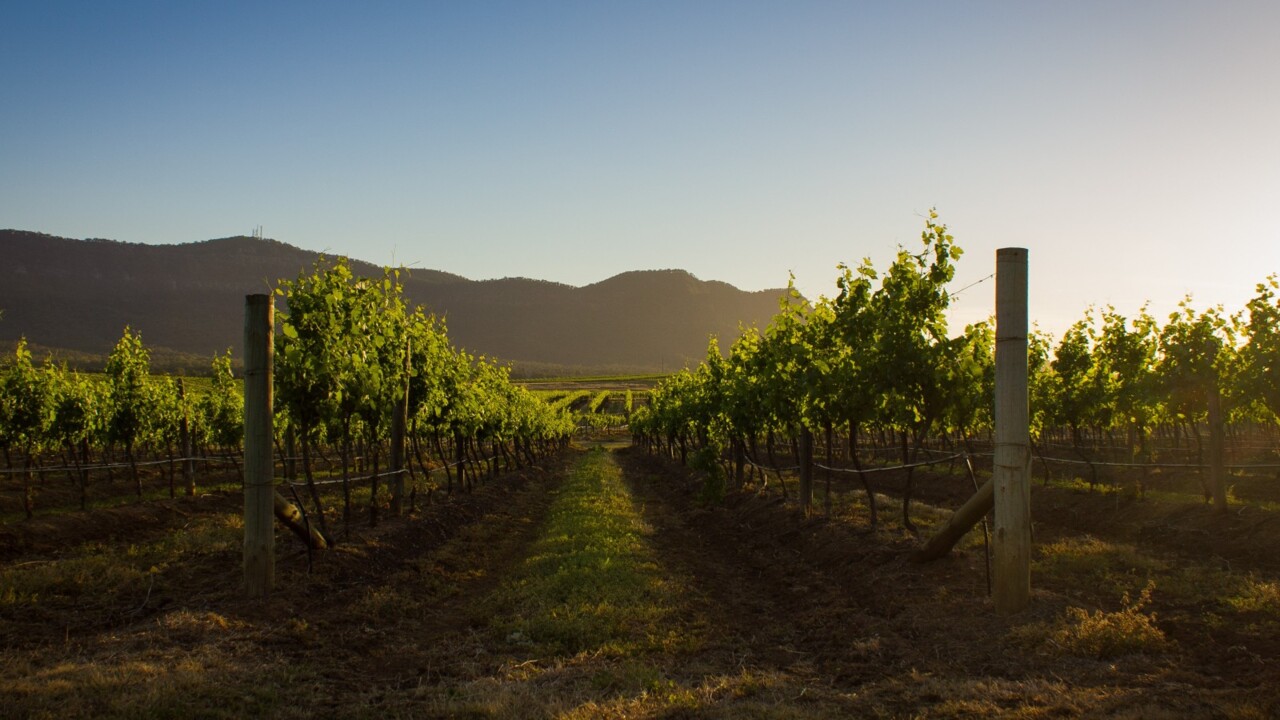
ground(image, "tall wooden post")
xmin=993 ymin=248 xmax=1031 ymax=614
xmin=243 ymin=294 xmax=275 ymax=597
xmin=390 ymin=337 xmax=410 ymax=516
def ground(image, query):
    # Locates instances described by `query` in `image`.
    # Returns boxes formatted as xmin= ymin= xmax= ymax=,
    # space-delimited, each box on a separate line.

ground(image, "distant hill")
xmin=0 ymin=230 xmax=785 ymax=374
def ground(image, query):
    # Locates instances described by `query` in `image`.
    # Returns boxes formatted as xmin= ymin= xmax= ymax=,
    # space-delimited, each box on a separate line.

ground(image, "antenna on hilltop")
xmin=252 ymin=225 xmax=263 ymax=242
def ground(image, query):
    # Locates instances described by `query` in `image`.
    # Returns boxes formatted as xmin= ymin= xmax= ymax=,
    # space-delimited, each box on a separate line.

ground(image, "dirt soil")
xmin=626 ymin=451 xmax=1280 ymax=717
xmin=2 ymin=445 xmax=1278 ymax=718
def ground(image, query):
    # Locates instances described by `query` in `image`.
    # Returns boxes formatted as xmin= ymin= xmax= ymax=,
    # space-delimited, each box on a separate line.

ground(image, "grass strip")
xmin=486 ymin=447 xmax=684 ymax=658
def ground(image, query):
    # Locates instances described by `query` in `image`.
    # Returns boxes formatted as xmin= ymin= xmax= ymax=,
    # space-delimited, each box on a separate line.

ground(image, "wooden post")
xmin=243 ymin=294 xmax=275 ymax=597
xmin=993 ymin=248 xmax=1031 ymax=614
xmin=390 ymin=337 xmax=410 ymax=516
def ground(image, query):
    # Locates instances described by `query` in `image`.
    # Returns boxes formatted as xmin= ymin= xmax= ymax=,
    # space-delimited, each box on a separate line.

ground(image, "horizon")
xmin=3 ymin=224 xmax=1275 ymax=343
xmin=3 ymin=2 xmax=1278 ymax=340
xmin=0 ymin=226 xmax=785 ymax=292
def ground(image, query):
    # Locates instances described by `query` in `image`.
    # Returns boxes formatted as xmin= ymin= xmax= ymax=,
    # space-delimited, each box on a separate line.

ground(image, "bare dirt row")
xmin=619 ymin=449 xmax=1280 ymax=717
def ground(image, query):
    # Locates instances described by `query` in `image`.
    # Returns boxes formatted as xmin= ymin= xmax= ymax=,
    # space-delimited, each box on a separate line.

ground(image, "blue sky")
xmin=3 ymin=1 xmax=1277 ymax=338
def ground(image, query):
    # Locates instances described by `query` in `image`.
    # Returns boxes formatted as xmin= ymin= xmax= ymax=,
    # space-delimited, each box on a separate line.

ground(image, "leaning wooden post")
xmin=993 ymin=248 xmax=1031 ymax=614
xmin=911 ymin=477 xmax=993 ymax=563
xmin=243 ymin=294 xmax=275 ymax=597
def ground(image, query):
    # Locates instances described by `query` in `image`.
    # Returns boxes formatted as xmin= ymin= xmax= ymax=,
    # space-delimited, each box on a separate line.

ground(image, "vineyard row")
xmin=630 ymin=212 xmax=1280 ymax=529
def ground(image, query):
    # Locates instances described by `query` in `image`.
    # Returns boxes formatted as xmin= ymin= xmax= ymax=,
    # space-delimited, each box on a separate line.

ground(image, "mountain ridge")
xmin=0 ymin=229 xmax=784 ymax=374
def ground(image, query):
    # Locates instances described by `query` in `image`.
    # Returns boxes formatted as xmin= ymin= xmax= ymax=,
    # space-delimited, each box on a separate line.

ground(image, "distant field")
xmin=518 ymin=374 xmax=664 ymax=392
xmin=518 ymin=376 xmax=653 ymax=433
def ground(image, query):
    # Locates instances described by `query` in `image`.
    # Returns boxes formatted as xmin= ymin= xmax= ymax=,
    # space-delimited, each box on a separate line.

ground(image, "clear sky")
xmin=3 ymin=1 xmax=1277 ymax=339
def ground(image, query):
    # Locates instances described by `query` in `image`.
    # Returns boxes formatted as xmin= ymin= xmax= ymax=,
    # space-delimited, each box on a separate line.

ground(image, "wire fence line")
xmin=0 ymin=450 xmax=505 ymax=479
xmin=741 ymin=451 xmax=800 ymax=473
xmin=0 ymin=454 xmax=244 ymax=476
xmin=9 ymin=419 xmax=1273 ymax=479
xmin=910 ymin=445 xmax=1280 ymax=471
xmin=735 ymin=449 xmax=964 ymax=476
xmin=1025 ymin=455 xmax=1280 ymax=471
xmin=283 ymin=455 xmax=501 ymax=488
xmin=813 ymin=453 xmax=965 ymax=474
xmin=285 ymin=467 xmax=410 ymax=488
xmin=725 ymin=444 xmax=1280 ymax=479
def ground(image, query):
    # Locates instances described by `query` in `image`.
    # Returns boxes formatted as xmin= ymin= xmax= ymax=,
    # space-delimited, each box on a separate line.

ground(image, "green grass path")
xmin=486 ymin=447 xmax=688 ymax=658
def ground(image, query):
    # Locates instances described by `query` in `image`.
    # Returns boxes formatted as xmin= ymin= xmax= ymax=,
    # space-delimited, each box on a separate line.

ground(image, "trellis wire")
xmin=0 ymin=454 xmax=243 ymax=475
xmin=284 ymin=455 xmax=499 ymax=488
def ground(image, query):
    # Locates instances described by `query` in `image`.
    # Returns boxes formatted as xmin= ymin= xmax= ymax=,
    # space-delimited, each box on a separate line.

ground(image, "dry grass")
xmin=1011 ymin=582 xmax=1168 ymax=659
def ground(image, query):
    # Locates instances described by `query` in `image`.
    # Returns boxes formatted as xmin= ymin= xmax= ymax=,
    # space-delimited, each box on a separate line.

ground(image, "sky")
xmin=3 ymin=1 xmax=1278 ymax=340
